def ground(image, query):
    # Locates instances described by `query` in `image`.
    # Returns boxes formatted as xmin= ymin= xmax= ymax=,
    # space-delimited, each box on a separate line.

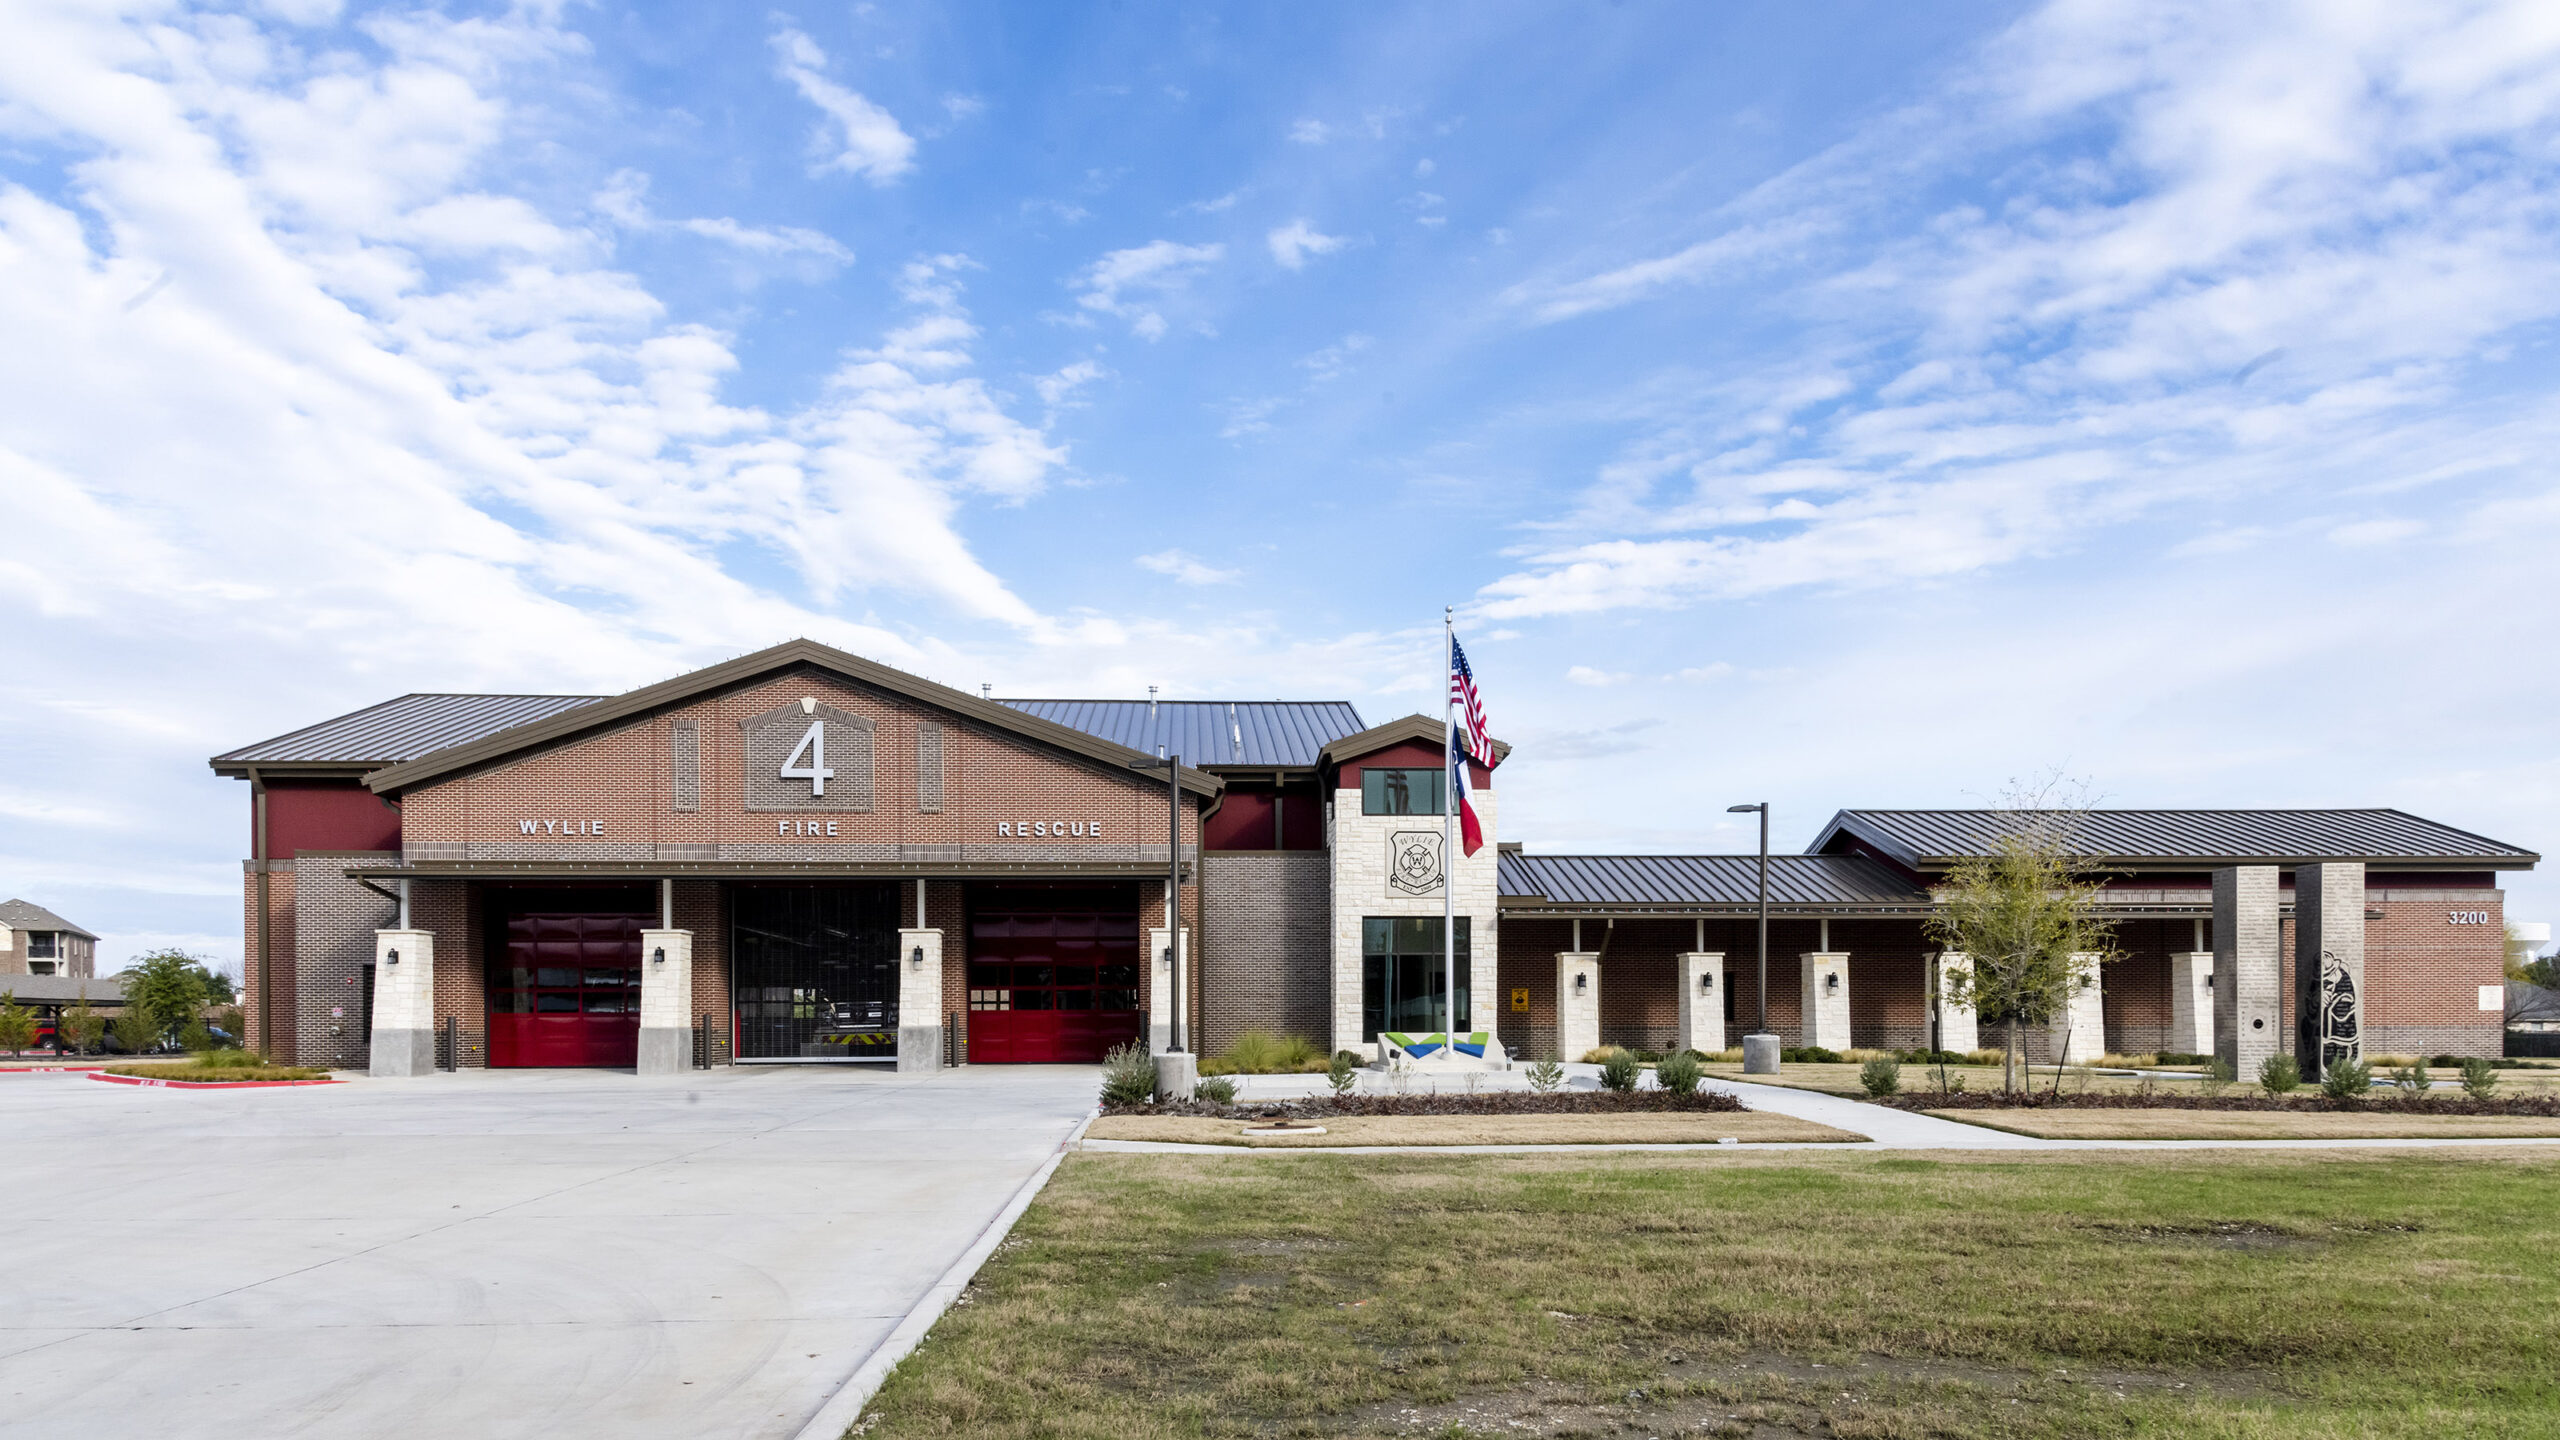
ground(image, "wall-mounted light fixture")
xmin=910 ymin=945 xmax=926 ymax=971
xmin=1699 ymin=972 xmax=1714 ymax=994
xmin=1160 ymin=945 xmax=1173 ymax=968
xmin=1825 ymin=972 xmax=1839 ymax=993
xmin=651 ymin=947 xmax=666 ymax=967
xmin=1574 ymin=972 xmax=1588 ymax=994
xmin=385 ymin=949 xmax=399 ymax=967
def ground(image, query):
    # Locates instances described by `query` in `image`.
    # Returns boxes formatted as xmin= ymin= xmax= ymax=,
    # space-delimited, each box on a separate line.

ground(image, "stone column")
xmin=367 ymin=929 xmax=436 ymax=1078
xmin=896 ymin=928 xmax=943 ymax=1073
xmin=2168 ymin=952 xmax=2215 ymax=1056
xmin=2213 ymin=865 xmax=2281 ymax=1079
xmin=1675 ymin=952 xmax=1725 ymax=1054
xmin=2053 ymin=958 xmax=2103 ymax=1064
xmin=2295 ymin=862 xmax=2366 ymax=1078
xmin=1555 ymin=951 xmax=1600 ymax=1060
xmin=636 ymin=929 xmax=694 ymax=1075
xmin=1798 ymin=952 xmax=1850 ymax=1051
xmin=1147 ymin=926 xmax=1192 ymax=1056
xmin=1930 ymin=952 xmax=1979 ymax=1054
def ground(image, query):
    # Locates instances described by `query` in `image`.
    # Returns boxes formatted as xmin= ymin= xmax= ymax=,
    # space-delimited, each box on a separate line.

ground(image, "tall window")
xmin=1362 ymin=916 xmax=1470 ymax=1038
xmin=1361 ymin=768 xmax=1444 ymax=816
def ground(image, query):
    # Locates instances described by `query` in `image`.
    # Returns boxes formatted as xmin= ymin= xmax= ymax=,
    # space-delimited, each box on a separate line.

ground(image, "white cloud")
xmin=596 ymin=170 xmax=853 ymax=273
xmin=1266 ymin=218 xmax=1347 ymax=270
xmin=1035 ymin=358 xmax=1109 ymax=409
xmin=1136 ymin=549 xmax=1241 ymax=585
xmin=1178 ymin=188 xmax=1245 ymax=215
xmin=1072 ymin=239 xmax=1223 ymax=339
xmin=1477 ymin=1 xmax=2560 ymax=620
xmin=1289 ymin=119 xmax=1331 ymax=144
xmin=770 ymin=28 xmax=917 ymax=183
xmin=1565 ymin=665 xmax=1633 ymax=686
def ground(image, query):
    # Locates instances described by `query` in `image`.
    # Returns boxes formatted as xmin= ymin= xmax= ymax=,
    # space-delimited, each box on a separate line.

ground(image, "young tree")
xmin=118 ymin=949 xmax=211 ymax=1042
xmin=111 ymin=997 xmax=162 ymax=1056
xmin=0 ymin=992 xmax=36 ymax=1057
xmin=61 ymin=992 xmax=106 ymax=1055
xmin=1925 ymin=794 xmax=2118 ymax=1096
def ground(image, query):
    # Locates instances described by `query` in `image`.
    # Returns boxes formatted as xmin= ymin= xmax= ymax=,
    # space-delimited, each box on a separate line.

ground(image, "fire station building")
xmin=210 ymin=638 xmax=2536 ymax=1077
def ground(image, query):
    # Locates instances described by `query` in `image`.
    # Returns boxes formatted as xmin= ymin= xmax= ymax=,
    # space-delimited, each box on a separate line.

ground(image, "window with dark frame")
xmin=1361 ymin=767 xmax=1445 ymax=816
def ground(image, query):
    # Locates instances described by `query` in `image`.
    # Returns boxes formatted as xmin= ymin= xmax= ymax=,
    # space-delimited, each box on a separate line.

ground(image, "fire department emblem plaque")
xmin=1387 ymin=830 xmax=1445 ymax=896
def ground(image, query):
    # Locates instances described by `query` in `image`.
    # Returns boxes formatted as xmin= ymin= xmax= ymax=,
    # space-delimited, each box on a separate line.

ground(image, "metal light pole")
xmin=1130 ymin=753 xmax=1188 ymax=1055
xmin=1729 ymin=802 xmax=1777 ymax=1073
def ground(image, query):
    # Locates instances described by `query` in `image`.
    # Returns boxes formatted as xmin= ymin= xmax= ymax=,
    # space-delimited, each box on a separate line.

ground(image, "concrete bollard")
xmin=1742 ymin=1031 xmax=1781 ymax=1074
xmin=1153 ymin=1051 xmax=1198 ymax=1103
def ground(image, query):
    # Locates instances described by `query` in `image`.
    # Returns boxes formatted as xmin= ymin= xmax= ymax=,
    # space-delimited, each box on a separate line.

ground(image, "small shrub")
xmin=1195 ymin=1058 xmax=1236 ymax=1077
xmin=1099 ymin=1041 xmax=1156 ymax=1108
xmin=1597 ymin=1050 xmax=1641 ymax=1091
xmin=1655 ymin=1051 xmax=1703 ymax=1096
xmin=2258 ymin=1053 xmax=2301 ymax=1095
xmin=2198 ymin=1058 xmax=2235 ymax=1097
xmin=1336 ymin=1049 xmax=1364 ymax=1066
xmin=1580 ymin=1046 xmax=1624 ymax=1066
xmin=1781 ymin=1046 xmax=1843 ymax=1065
xmin=2154 ymin=1052 xmax=2211 ymax=1067
xmin=1897 ymin=1048 xmax=1966 ymax=1065
xmin=2363 ymin=1053 xmax=2423 ymax=1069
xmin=2320 ymin=1059 xmax=2372 ymax=1102
xmin=1194 ymin=1075 xmax=1239 ymax=1104
xmin=2389 ymin=1059 xmax=2430 ymax=1096
xmin=1526 ymin=1055 xmax=1565 ymax=1093
xmin=1841 ymin=1048 xmax=1895 ymax=1064
xmin=2460 ymin=1056 xmax=2501 ymax=1100
xmin=177 ymin=1016 xmax=214 ymax=1053
xmin=1945 ymin=1073 xmax=1967 ymax=1094
xmin=1963 ymin=1049 xmax=2006 ymax=1067
xmin=2430 ymin=1053 xmax=2465 ymax=1069
xmin=2096 ymin=1053 xmax=2157 ymax=1069
xmin=1711 ymin=1047 xmax=1746 ymax=1063
xmin=1326 ymin=1049 xmax=1359 ymax=1095
xmin=1858 ymin=1056 xmax=1902 ymax=1097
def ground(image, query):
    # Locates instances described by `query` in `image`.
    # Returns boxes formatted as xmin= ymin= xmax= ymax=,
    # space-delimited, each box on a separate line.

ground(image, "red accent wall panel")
xmin=1205 ymin=787 xmax=1278 ymax=851
xmin=266 ymin=781 xmax=402 ymax=855
xmin=1279 ymin=792 xmax=1324 ymax=851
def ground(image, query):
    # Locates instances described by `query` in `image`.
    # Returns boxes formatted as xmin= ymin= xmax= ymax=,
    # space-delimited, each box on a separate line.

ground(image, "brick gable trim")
xmin=363 ymin=638 xmax=1223 ymax=800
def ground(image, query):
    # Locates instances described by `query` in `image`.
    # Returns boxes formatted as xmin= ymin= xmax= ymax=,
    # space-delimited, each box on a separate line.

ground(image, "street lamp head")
xmin=1726 ymin=803 xmax=1764 ymax=813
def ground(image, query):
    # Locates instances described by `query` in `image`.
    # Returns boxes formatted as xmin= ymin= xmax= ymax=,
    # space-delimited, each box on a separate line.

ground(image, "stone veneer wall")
xmin=1200 ymin=852 xmax=1331 ymax=1054
xmin=291 ymin=853 xmax=397 ymax=1068
xmin=1328 ymin=788 xmax=1500 ymax=1053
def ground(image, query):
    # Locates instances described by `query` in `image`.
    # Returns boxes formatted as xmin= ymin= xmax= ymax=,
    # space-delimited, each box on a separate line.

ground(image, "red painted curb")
xmin=86 ymin=1072 xmax=338 ymax=1090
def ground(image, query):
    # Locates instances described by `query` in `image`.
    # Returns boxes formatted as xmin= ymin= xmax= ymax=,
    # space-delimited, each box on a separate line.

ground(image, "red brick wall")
xmin=2364 ymin=887 xmax=2505 ymax=1058
xmin=241 ymin=862 xmax=296 ymax=1058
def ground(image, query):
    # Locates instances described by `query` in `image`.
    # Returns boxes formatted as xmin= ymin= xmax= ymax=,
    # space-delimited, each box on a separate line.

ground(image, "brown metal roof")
xmin=1498 ymin=853 xmax=1926 ymax=911
xmin=1814 ymin=809 xmax=2538 ymax=871
xmin=209 ymin=694 xmax=605 ymax=775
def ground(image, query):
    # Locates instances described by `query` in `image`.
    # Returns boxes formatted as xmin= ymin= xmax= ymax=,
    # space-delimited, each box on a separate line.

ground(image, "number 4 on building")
xmin=780 ymin=719 xmax=834 ymax=797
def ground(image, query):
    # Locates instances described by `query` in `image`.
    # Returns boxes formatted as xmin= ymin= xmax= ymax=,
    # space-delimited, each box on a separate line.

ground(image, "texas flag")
xmin=1447 ymin=635 xmax=1492 ymax=855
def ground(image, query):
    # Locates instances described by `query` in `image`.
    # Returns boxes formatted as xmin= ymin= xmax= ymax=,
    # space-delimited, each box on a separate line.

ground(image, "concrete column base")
xmin=371 ymin=1028 xmax=436 ymax=1078
xmin=1153 ymin=1051 xmax=1198 ymax=1102
xmin=1742 ymin=1032 xmax=1781 ymax=1074
xmin=897 ymin=1027 xmax=943 ymax=1072
xmin=636 ymin=1027 xmax=691 ymax=1076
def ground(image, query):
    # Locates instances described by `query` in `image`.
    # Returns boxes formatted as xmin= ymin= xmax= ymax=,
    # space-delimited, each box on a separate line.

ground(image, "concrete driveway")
xmin=0 ymin=1064 xmax=1097 ymax=1440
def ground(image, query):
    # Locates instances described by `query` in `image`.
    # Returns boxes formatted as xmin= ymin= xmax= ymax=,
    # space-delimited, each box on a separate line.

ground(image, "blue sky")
xmin=5 ymin=0 xmax=2560 ymax=973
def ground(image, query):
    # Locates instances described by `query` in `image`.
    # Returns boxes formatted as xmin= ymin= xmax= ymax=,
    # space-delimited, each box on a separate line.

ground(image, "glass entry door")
xmin=1362 ymin=916 xmax=1471 ymax=1040
xmin=731 ymin=883 xmax=900 ymax=1061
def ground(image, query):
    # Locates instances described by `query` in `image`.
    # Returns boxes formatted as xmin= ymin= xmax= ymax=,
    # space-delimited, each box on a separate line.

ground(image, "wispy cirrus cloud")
xmin=1071 ymin=238 xmax=1223 ymax=339
xmin=1266 ymin=218 xmax=1346 ymax=270
xmin=771 ymin=27 xmax=917 ymax=183
xmin=1136 ymin=549 xmax=1241 ymax=584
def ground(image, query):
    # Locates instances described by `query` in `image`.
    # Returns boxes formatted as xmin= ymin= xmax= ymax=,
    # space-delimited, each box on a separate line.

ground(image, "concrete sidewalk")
xmin=0 ymin=1064 xmax=1098 ymax=1440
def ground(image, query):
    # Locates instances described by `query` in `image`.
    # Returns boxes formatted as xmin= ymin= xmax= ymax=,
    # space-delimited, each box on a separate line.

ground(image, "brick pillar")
xmin=897 ymin=928 xmax=943 ymax=1072
xmin=2168 ymin=952 xmax=2215 ymax=1056
xmin=2296 ymin=862 xmax=2366 ymax=1078
xmin=1555 ymin=951 xmax=1600 ymax=1060
xmin=637 ymin=929 xmax=693 ymax=1075
xmin=1931 ymin=952 xmax=1979 ymax=1054
xmin=2214 ymin=865 xmax=2281 ymax=1078
xmin=367 ymin=930 xmax=436 ymax=1077
xmin=2053 ymin=957 xmax=2103 ymax=1063
xmin=1799 ymin=952 xmax=1850 ymax=1050
xmin=1675 ymin=952 xmax=1725 ymax=1054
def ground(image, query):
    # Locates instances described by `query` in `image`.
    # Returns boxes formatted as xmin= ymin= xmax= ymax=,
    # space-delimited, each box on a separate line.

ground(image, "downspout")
xmin=249 ymin=767 xmax=271 ymax=1054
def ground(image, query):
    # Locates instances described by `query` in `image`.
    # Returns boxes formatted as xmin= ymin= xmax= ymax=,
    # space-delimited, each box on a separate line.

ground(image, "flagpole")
xmin=1442 ymin=606 xmax=1456 ymax=1055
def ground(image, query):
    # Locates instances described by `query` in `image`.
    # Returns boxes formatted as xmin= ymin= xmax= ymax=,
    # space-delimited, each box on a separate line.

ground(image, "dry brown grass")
xmin=1084 ymin=1111 xmax=1860 ymax=1147
xmin=1929 ymin=1108 xmax=2560 ymax=1141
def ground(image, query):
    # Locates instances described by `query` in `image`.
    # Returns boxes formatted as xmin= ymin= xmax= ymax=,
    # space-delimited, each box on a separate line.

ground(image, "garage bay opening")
xmin=731 ymin=883 xmax=901 ymax=1062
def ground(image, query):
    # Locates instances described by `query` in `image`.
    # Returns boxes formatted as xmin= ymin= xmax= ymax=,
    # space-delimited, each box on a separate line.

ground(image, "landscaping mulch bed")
xmin=1104 ymin=1089 xmax=1746 ymax=1120
xmin=1877 ymin=1090 xmax=2560 ymax=1117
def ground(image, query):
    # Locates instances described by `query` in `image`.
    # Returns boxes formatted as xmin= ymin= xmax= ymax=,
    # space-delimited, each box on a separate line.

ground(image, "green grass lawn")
xmin=857 ymin=1149 xmax=2560 ymax=1439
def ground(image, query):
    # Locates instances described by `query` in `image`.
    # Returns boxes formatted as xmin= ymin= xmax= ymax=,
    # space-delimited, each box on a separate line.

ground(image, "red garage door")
xmin=489 ymin=912 xmax=646 ymax=1067
xmin=966 ymin=887 xmax=1141 ymax=1063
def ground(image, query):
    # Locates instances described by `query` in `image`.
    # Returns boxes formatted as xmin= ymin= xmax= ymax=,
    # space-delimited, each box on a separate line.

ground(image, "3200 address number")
xmin=2447 ymin=910 xmax=2494 ymax=925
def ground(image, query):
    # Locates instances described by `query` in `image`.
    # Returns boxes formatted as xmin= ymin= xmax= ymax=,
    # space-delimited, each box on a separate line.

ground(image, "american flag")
xmin=1449 ymin=635 xmax=1494 ymax=766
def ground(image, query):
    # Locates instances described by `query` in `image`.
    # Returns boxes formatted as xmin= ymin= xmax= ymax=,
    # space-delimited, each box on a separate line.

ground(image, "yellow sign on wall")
xmin=1510 ymin=986 xmax=1531 ymax=1012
